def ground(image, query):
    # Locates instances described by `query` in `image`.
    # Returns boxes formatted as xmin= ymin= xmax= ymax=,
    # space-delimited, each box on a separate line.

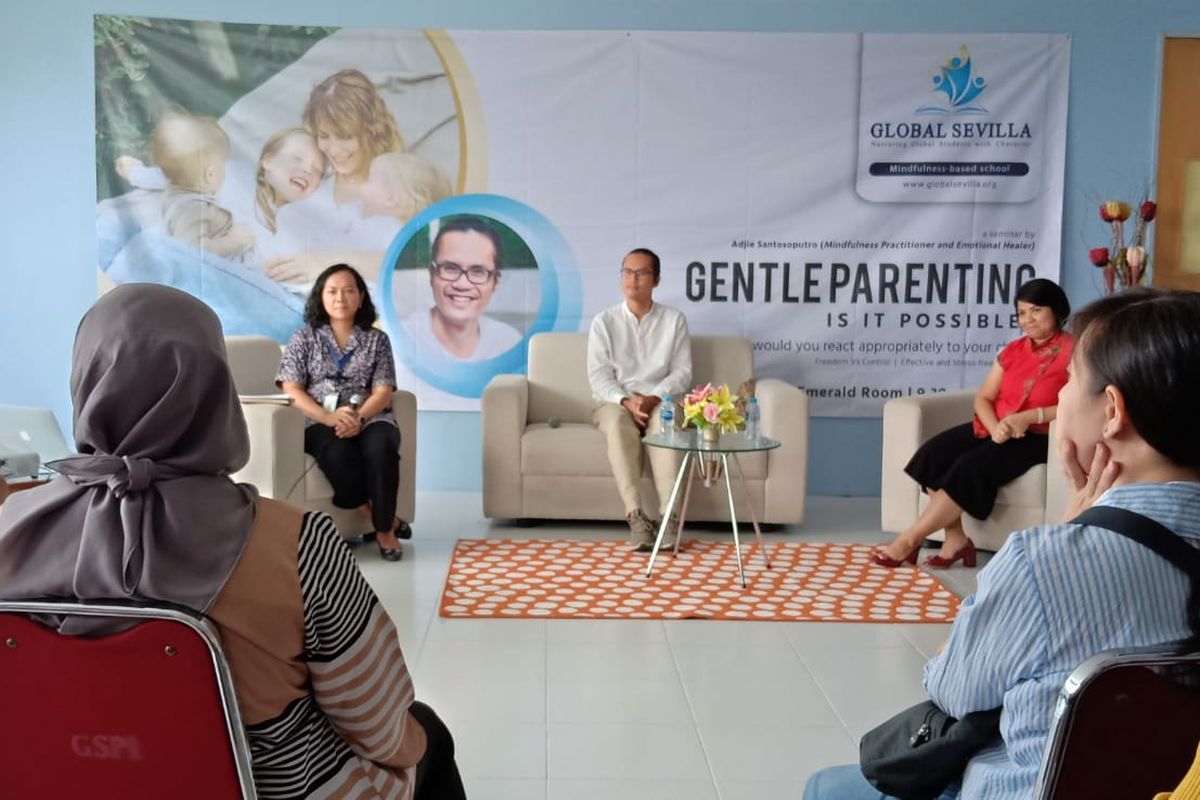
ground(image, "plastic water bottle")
xmin=745 ymin=396 xmax=760 ymax=441
xmin=660 ymin=396 xmax=675 ymax=440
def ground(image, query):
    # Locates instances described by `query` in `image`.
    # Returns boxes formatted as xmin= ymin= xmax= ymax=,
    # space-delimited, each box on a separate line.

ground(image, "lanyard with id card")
xmin=321 ymin=328 xmax=357 ymax=412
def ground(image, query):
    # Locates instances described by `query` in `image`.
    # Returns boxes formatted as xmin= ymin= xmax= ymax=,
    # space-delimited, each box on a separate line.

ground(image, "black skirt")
xmin=904 ymin=422 xmax=1049 ymax=520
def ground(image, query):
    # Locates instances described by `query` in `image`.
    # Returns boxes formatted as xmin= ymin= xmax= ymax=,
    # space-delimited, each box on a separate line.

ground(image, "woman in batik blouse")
xmin=278 ymin=263 xmax=407 ymax=560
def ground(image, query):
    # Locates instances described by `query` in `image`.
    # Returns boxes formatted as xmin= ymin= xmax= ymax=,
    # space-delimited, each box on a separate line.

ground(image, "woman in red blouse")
xmin=873 ymin=278 xmax=1073 ymax=568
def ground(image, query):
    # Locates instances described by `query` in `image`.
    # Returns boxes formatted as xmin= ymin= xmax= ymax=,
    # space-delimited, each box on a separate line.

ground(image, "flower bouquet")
xmin=1089 ymin=199 xmax=1156 ymax=294
xmin=682 ymin=383 xmax=744 ymax=444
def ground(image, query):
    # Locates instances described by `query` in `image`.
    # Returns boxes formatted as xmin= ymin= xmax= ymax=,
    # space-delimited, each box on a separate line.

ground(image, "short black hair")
xmin=625 ymin=247 xmax=661 ymax=280
xmin=304 ymin=263 xmax=377 ymax=329
xmin=432 ymin=215 xmax=503 ymax=270
xmin=1070 ymin=288 xmax=1200 ymax=470
xmin=1015 ymin=278 xmax=1070 ymax=329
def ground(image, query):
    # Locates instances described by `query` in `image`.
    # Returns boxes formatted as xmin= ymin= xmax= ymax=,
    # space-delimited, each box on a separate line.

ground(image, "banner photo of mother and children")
xmin=94 ymin=18 xmax=1069 ymax=414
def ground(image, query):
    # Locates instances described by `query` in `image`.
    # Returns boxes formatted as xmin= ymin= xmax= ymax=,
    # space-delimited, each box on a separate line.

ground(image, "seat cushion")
xmin=225 ymin=336 xmax=284 ymax=395
xmin=994 ymin=464 xmax=1048 ymax=507
xmin=304 ymin=456 xmax=335 ymax=500
xmin=520 ymin=423 xmax=767 ymax=481
xmin=521 ymin=423 xmax=632 ymax=477
xmin=526 ymin=334 xmax=595 ymax=424
xmin=691 ymin=336 xmax=753 ymax=389
xmin=729 ymin=450 xmax=767 ymax=480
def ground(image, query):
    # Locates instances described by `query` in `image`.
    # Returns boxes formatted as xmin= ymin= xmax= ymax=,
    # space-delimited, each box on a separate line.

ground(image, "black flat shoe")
xmin=378 ymin=541 xmax=403 ymax=561
xmin=395 ymin=520 xmax=413 ymax=540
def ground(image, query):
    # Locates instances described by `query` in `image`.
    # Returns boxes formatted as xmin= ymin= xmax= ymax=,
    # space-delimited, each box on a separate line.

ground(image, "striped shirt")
xmin=924 ymin=481 xmax=1200 ymax=799
xmin=213 ymin=508 xmax=417 ymax=799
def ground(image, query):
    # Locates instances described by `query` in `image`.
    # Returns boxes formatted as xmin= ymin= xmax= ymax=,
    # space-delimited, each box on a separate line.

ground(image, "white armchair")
xmin=224 ymin=335 xmax=416 ymax=538
xmin=482 ymin=332 xmax=809 ymax=524
xmin=880 ymin=390 xmax=1069 ymax=552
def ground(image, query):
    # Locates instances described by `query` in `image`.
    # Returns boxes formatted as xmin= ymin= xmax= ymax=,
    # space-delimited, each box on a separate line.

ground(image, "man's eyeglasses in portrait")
xmin=431 ymin=261 xmax=497 ymax=285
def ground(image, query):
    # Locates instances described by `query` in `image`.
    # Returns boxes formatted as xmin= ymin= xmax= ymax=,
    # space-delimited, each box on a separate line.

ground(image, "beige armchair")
xmin=224 ymin=335 xmax=416 ymax=538
xmin=880 ymin=390 xmax=1069 ymax=552
xmin=482 ymin=332 xmax=809 ymax=524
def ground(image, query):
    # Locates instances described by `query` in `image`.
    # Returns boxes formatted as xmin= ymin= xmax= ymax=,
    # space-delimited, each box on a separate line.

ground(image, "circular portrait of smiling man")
xmin=401 ymin=215 xmax=524 ymax=362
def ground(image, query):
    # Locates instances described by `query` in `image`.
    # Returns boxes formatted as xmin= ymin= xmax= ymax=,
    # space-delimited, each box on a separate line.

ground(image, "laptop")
xmin=0 ymin=405 xmax=73 ymax=479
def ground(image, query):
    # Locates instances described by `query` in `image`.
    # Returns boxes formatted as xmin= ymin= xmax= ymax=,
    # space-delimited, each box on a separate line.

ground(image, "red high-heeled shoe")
xmin=923 ymin=538 xmax=977 ymax=569
xmin=871 ymin=543 xmax=919 ymax=568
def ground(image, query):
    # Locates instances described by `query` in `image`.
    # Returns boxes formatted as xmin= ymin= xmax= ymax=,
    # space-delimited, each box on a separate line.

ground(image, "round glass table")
xmin=642 ymin=429 xmax=781 ymax=588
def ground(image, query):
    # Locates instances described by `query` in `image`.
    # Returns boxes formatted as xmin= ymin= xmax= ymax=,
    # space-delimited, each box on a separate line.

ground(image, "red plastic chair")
xmin=1033 ymin=644 xmax=1200 ymax=799
xmin=0 ymin=600 xmax=256 ymax=799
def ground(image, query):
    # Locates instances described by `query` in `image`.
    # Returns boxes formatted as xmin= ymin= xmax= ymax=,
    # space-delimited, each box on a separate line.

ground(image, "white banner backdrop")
xmin=95 ymin=23 xmax=1069 ymax=414
xmin=435 ymin=31 xmax=1069 ymax=413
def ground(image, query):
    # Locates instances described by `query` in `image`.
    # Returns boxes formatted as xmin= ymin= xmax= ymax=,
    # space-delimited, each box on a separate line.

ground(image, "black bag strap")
xmin=1070 ymin=505 xmax=1200 ymax=641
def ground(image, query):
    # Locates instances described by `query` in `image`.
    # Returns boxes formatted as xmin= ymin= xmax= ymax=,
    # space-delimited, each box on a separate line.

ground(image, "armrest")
xmin=389 ymin=390 xmax=417 ymax=523
xmin=232 ymin=403 xmax=307 ymax=502
xmin=755 ymin=378 xmax=809 ymax=523
xmin=880 ymin=390 xmax=974 ymax=532
xmin=481 ymin=374 xmax=529 ymax=518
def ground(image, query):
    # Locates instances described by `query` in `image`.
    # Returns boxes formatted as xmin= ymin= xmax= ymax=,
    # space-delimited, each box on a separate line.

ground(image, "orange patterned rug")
xmin=439 ymin=539 xmax=962 ymax=622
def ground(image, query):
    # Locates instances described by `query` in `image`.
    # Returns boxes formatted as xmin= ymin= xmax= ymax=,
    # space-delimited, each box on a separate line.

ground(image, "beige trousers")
xmin=592 ymin=401 xmax=684 ymax=516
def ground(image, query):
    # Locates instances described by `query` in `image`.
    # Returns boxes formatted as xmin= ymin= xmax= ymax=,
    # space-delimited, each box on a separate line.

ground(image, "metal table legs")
xmin=645 ymin=450 xmax=772 ymax=588
xmin=728 ymin=453 xmax=773 ymax=585
xmin=645 ymin=451 xmax=691 ymax=577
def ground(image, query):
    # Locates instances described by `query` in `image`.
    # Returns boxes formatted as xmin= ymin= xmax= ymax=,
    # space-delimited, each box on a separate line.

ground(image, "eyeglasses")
xmin=431 ymin=261 xmax=497 ymax=285
xmin=620 ymin=268 xmax=654 ymax=280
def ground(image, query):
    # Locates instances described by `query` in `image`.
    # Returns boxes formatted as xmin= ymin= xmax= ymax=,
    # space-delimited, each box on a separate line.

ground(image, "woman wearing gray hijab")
xmin=0 ymin=284 xmax=464 ymax=799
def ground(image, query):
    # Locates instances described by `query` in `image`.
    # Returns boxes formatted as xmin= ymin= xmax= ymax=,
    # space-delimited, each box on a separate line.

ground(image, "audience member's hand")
xmin=1059 ymin=439 xmax=1120 ymax=521
xmin=990 ymin=423 xmax=1011 ymax=444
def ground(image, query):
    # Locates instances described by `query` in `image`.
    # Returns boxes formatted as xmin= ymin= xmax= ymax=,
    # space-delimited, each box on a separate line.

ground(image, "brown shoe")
xmin=627 ymin=509 xmax=656 ymax=552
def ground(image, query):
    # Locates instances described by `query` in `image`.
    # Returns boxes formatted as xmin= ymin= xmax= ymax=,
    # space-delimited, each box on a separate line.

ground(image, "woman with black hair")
xmin=278 ymin=263 xmax=406 ymax=561
xmin=873 ymin=278 xmax=1073 ymax=569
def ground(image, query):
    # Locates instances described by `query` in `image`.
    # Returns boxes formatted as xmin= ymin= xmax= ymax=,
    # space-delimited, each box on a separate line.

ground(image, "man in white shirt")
xmin=587 ymin=248 xmax=692 ymax=551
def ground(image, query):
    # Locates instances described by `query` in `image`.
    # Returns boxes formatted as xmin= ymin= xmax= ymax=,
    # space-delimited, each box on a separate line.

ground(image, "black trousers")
xmin=904 ymin=422 xmax=1049 ymax=520
xmin=304 ymin=422 xmax=400 ymax=533
xmin=410 ymin=701 xmax=466 ymax=799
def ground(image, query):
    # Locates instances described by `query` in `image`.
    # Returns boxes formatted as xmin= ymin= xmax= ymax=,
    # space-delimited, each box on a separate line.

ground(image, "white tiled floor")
xmin=354 ymin=493 xmax=986 ymax=799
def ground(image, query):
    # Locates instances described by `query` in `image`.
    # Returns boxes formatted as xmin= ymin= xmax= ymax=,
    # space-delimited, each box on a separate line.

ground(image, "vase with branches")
xmin=1088 ymin=199 xmax=1156 ymax=294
